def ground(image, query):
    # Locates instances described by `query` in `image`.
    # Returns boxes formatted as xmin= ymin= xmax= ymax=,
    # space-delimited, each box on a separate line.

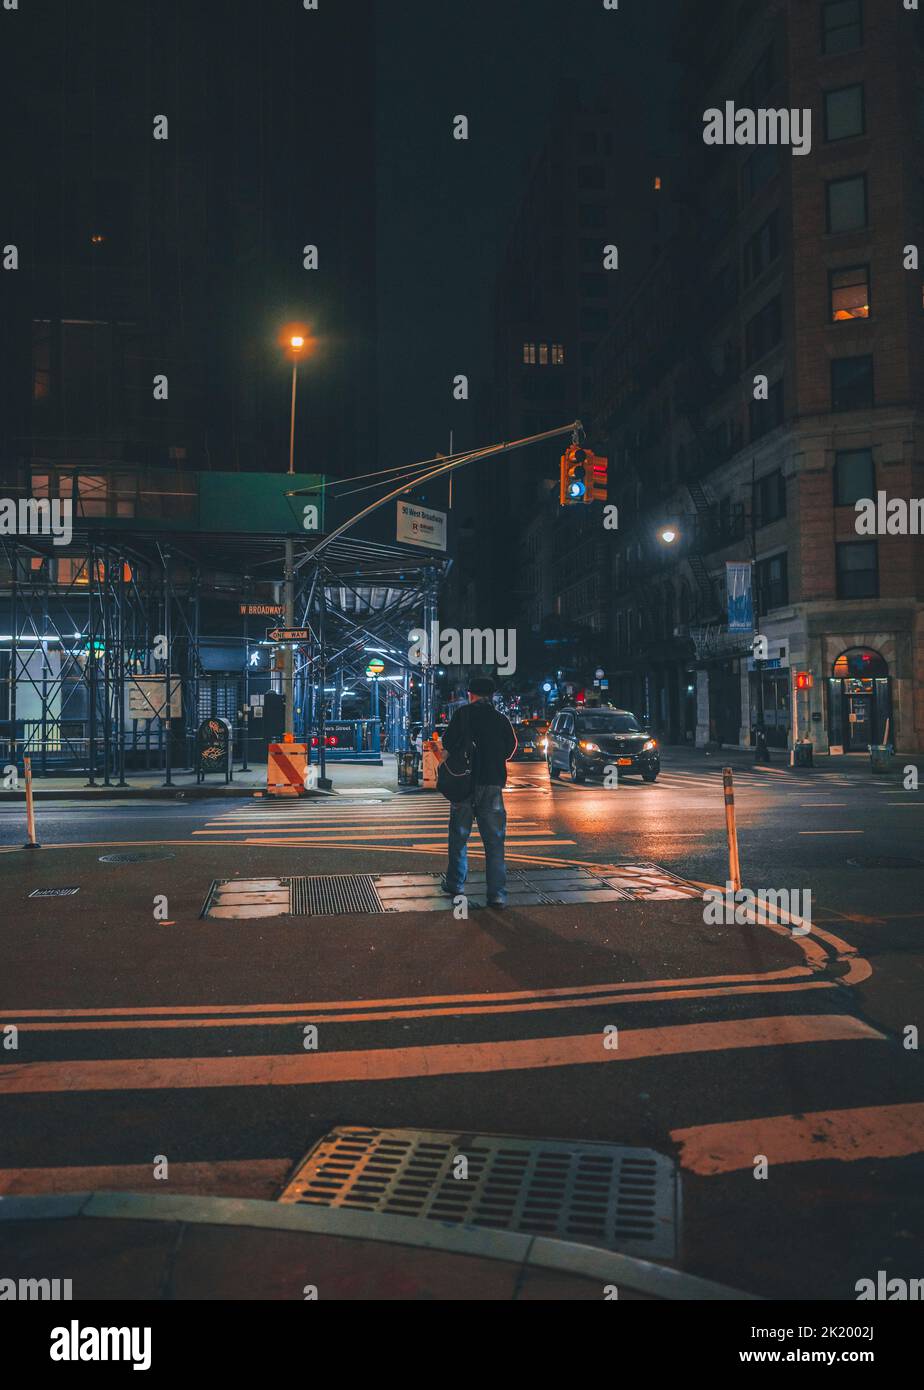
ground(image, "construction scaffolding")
xmin=0 ymin=523 xmax=445 ymax=784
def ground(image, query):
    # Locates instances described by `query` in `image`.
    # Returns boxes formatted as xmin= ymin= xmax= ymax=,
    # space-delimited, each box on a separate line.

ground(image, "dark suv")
xmin=546 ymin=707 xmax=660 ymax=783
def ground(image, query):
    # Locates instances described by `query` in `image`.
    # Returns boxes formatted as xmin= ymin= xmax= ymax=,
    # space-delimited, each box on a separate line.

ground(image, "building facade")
xmin=592 ymin=0 xmax=924 ymax=754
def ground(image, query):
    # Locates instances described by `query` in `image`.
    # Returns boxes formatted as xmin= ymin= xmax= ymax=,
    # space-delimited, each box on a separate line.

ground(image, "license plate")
xmin=617 ymin=757 xmax=633 ymax=766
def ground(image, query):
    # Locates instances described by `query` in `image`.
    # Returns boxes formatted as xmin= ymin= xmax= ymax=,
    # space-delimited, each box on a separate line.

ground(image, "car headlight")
xmin=579 ymin=741 xmax=600 ymax=753
xmin=643 ymin=739 xmax=657 ymax=751
xmin=540 ymin=737 xmax=548 ymax=750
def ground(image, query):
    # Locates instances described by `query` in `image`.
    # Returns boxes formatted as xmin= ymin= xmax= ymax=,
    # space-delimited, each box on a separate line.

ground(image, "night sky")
xmin=375 ymin=0 xmax=680 ymax=479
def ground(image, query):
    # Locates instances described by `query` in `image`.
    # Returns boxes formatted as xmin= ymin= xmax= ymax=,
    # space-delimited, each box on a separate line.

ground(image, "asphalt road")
xmin=1 ymin=749 xmax=923 ymax=1299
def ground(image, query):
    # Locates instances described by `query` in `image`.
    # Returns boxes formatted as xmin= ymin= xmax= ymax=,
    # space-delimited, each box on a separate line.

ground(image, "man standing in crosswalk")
xmin=436 ymin=675 xmax=517 ymax=908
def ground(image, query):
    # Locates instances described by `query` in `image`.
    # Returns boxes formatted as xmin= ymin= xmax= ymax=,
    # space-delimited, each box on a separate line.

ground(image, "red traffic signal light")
xmin=588 ymin=454 xmax=608 ymax=503
xmin=795 ymin=671 xmax=813 ymax=691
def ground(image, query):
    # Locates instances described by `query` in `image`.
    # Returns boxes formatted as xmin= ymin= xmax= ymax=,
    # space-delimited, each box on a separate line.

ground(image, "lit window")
xmin=830 ymin=265 xmax=869 ymax=321
xmin=552 ymin=343 xmax=565 ymax=365
xmin=539 ymin=343 xmax=549 ymax=365
xmin=522 ymin=342 xmax=536 ymax=365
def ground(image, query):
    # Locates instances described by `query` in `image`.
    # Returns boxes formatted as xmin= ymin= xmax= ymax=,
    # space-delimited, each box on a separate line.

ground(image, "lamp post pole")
xmin=284 ymin=354 xmax=299 ymax=738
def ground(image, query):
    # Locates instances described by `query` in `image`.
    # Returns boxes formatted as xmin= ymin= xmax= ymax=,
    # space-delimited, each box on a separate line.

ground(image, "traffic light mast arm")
xmin=288 ymin=420 xmax=583 ymax=569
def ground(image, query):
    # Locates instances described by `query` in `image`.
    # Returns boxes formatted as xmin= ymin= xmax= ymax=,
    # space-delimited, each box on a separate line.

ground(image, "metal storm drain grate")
xmin=290 ymin=874 xmax=384 ymax=916
xmin=29 ymin=887 xmax=80 ymax=898
xmin=279 ymin=1126 xmax=678 ymax=1259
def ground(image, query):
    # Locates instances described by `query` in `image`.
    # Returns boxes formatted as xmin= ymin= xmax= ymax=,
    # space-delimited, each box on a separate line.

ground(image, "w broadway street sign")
xmin=267 ymin=628 xmax=310 ymax=643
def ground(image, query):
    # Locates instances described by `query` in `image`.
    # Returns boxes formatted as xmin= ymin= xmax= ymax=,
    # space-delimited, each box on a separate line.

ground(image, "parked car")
xmin=546 ymin=706 xmax=660 ymax=783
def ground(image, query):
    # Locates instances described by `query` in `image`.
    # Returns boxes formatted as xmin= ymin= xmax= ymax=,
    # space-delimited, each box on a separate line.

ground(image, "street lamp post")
xmin=283 ymin=337 xmax=305 ymax=739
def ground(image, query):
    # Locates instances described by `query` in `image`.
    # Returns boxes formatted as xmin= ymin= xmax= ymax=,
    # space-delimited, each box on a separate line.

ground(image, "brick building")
xmin=592 ymin=0 xmax=924 ymax=754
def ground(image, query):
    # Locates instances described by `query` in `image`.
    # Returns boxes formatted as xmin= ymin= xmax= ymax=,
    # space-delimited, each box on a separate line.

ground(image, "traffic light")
xmin=560 ymin=445 xmax=587 ymax=505
xmin=559 ymin=446 xmax=608 ymax=506
xmin=795 ymin=671 xmax=814 ymax=691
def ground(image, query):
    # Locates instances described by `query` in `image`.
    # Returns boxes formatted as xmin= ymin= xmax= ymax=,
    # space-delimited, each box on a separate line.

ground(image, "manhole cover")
xmin=279 ymin=1125 xmax=678 ymax=1259
xmin=29 ymin=887 xmax=80 ymax=898
xmin=847 ymin=855 xmax=924 ymax=870
xmin=98 ymin=851 xmax=176 ymax=864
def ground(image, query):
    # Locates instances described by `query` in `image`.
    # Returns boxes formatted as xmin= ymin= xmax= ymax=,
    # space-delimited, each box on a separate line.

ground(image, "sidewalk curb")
xmin=0 ymin=1191 xmax=760 ymax=1300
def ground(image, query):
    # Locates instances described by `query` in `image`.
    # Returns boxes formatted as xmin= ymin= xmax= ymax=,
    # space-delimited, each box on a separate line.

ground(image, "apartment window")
xmin=834 ymin=448 xmax=874 ymax=506
xmin=822 ymin=0 xmax=862 ymax=55
xmin=750 ymin=379 xmax=784 ymax=440
xmin=580 ymin=272 xmax=608 ymax=299
xmin=551 ymin=343 xmax=565 ymax=365
xmin=830 ymin=265 xmax=870 ymax=321
xmin=536 ymin=343 xmax=547 ymax=365
xmin=831 ymin=355 xmax=873 ymax=411
xmin=745 ymin=295 xmax=782 ymax=365
xmin=743 ymin=146 xmax=780 ymax=200
xmin=743 ymin=211 xmax=780 ymax=285
xmin=755 ymin=552 xmax=789 ymax=612
xmin=578 ymin=166 xmax=605 ymax=190
xmin=836 ymin=540 xmax=878 ymax=599
xmin=826 ymin=174 xmax=867 ymax=232
xmin=522 ymin=342 xmax=536 ymax=364
xmin=580 ymin=307 xmax=608 ymax=332
xmin=754 ymin=470 xmax=787 ymax=528
xmin=579 ymin=204 xmax=605 ymax=228
xmin=825 ymin=84 xmax=865 ymax=141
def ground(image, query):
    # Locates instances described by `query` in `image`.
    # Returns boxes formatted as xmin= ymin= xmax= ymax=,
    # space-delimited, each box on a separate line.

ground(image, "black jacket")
xmin=443 ymin=700 xmax=517 ymax=788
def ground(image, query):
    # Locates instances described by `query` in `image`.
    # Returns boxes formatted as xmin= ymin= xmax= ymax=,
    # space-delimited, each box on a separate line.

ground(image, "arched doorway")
xmin=827 ymin=648 xmax=891 ymax=751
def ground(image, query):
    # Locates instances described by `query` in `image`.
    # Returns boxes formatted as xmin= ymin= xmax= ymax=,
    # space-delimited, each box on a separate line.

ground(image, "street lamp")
xmin=288 ymin=336 xmax=306 ymax=476
xmin=658 ymin=526 xmax=679 ymax=545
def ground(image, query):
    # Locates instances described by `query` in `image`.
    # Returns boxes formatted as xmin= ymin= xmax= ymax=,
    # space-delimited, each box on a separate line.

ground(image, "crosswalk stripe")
xmin=0 ymin=1015 xmax=883 ymax=1097
xmin=672 ymin=1101 xmax=924 ymax=1175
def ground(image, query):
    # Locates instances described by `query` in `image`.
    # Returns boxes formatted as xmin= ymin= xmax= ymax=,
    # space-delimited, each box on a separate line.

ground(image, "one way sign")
xmin=267 ymin=627 xmax=310 ymax=643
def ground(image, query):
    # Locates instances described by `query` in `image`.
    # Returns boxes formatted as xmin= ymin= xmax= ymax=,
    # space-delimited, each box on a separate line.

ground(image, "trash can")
xmin=794 ymin=740 xmax=814 ymax=768
xmin=870 ymin=745 xmax=893 ymax=773
xmin=397 ymin=750 xmax=419 ymax=787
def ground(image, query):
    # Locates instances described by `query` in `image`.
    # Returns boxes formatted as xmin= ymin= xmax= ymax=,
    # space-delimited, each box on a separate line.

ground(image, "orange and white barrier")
xmin=267 ymin=739 xmax=308 ymax=797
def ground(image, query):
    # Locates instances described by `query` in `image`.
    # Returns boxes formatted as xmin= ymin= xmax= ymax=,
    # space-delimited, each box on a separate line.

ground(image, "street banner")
xmin=726 ymin=562 xmax=753 ymax=633
xmin=397 ymin=500 xmax=447 ymax=551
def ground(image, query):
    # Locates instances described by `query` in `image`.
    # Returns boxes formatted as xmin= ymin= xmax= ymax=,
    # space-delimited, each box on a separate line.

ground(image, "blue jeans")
xmin=446 ymin=784 xmax=507 ymax=904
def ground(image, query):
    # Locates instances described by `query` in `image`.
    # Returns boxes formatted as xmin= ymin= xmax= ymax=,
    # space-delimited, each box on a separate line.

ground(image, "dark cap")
xmin=468 ymin=675 xmax=496 ymax=696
